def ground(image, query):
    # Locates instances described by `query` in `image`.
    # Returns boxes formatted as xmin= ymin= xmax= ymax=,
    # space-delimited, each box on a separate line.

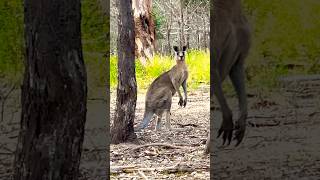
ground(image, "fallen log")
xmin=110 ymin=164 xmax=209 ymax=174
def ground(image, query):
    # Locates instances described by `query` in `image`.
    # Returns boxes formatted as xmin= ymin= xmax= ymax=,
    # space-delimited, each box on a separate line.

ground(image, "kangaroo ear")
xmin=173 ymin=46 xmax=178 ymax=52
xmin=182 ymin=46 xmax=187 ymax=52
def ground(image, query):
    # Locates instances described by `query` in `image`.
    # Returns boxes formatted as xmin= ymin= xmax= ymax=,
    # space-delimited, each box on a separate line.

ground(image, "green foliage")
xmin=110 ymin=50 xmax=210 ymax=92
xmin=81 ymin=0 xmax=108 ymax=53
xmin=81 ymin=0 xmax=108 ymax=87
xmin=0 ymin=0 xmax=108 ymax=87
xmin=0 ymin=0 xmax=24 ymax=80
xmin=151 ymin=6 xmax=165 ymax=39
xmin=243 ymin=0 xmax=320 ymax=90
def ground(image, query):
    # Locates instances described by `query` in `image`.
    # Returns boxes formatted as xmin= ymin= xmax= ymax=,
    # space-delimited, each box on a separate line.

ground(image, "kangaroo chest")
xmin=169 ymin=67 xmax=188 ymax=85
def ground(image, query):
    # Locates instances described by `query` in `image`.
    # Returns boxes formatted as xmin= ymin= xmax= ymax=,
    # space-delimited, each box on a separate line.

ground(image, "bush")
xmin=110 ymin=50 xmax=210 ymax=92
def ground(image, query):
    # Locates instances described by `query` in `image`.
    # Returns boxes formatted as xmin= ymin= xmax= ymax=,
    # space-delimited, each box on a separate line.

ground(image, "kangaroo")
xmin=205 ymin=0 xmax=251 ymax=153
xmin=137 ymin=46 xmax=188 ymax=131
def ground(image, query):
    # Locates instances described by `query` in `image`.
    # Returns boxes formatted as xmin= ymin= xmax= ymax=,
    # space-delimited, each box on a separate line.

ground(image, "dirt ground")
xmin=111 ymin=78 xmax=320 ymax=179
xmin=110 ymin=87 xmax=211 ymax=179
xmin=211 ymin=77 xmax=320 ymax=179
xmin=1 ymin=76 xmax=320 ymax=179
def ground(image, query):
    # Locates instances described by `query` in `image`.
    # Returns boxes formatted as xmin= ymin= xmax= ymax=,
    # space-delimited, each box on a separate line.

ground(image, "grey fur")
xmin=206 ymin=0 xmax=251 ymax=153
xmin=137 ymin=46 xmax=188 ymax=131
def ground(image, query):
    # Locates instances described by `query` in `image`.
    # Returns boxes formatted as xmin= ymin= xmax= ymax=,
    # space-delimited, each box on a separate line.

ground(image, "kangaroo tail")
xmin=139 ymin=111 xmax=154 ymax=129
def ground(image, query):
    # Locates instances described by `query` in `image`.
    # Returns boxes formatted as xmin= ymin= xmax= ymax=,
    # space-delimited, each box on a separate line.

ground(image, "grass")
xmin=110 ymin=50 xmax=210 ymax=92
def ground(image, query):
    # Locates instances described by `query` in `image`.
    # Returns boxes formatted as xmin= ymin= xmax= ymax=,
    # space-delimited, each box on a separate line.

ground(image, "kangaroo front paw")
xmin=183 ymin=99 xmax=187 ymax=107
xmin=178 ymin=98 xmax=184 ymax=107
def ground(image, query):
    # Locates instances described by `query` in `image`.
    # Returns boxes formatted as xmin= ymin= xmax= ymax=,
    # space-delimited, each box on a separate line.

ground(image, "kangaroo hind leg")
xmin=229 ymin=56 xmax=247 ymax=146
xmin=155 ymin=113 xmax=163 ymax=131
xmin=138 ymin=110 xmax=154 ymax=130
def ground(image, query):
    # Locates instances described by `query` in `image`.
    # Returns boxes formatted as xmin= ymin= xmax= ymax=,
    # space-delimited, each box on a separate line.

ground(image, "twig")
xmin=176 ymin=123 xmax=198 ymax=128
xmin=0 ymin=83 xmax=16 ymax=122
xmin=308 ymin=111 xmax=320 ymax=117
xmin=111 ymin=165 xmax=136 ymax=174
xmin=0 ymin=143 xmax=14 ymax=153
xmin=138 ymin=170 xmax=148 ymax=180
xmin=87 ymin=98 xmax=107 ymax=102
xmin=248 ymin=120 xmax=280 ymax=127
xmin=131 ymin=143 xmax=183 ymax=152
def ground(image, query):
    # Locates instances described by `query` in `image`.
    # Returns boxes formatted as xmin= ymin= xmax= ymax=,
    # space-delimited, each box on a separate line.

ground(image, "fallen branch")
xmin=248 ymin=120 xmax=280 ymax=127
xmin=111 ymin=164 xmax=208 ymax=174
xmin=247 ymin=115 xmax=276 ymax=119
xmin=308 ymin=111 xmax=320 ymax=117
xmin=131 ymin=143 xmax=183 ymax=152
xmin=0 ymin=152 xmax=12 ymax=155
xmin=176 ymin=123 xmax=198 ymax=128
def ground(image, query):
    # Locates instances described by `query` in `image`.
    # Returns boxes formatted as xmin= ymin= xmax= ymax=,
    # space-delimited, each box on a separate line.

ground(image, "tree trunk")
xmin=179 ymin=0 xmax=185 ymax=47
xmin=203 ymin=18 xmax=207 ymax=49
xmin=185 ymin=6 xmax=190 ymax=49
xmin=165 ymin=12 xmax=172 ymax=55
xmin=132 ymin=0 xmax=155 ymax=65
xmin=13 ymin=0 xmax=87 ymax=179
xmin=111 ymin=0 xmax=137 ymax=144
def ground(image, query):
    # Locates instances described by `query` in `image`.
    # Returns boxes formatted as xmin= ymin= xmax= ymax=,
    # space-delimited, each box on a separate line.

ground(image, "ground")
xmin=111 ymin=77 xmax=320 ymax=179
xmin=211 ymin=76 xmax=320 ymax=179
xmin=0 ymin=86 xmax=108 ymax=180
xmin=1 ymin=77 xmax=320 ymax=179
xmin=110 ymin=87 xmax=210 ymax=179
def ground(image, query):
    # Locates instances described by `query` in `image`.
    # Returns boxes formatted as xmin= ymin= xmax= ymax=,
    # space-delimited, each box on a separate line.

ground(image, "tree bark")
xmin=111 ymin=0 xmax=137 ymax=144
xmin=203 ymin=18 xmax=207 ymax=49
xmin=165 ymin=12 xmax=173 ymax=55
xmin=132 ymin=0 xmax=156 ymax=65
xmin=13 ymin=0 xmax=87 ymax=179
xmin=179 ymin=0 xmax=185 ymax=47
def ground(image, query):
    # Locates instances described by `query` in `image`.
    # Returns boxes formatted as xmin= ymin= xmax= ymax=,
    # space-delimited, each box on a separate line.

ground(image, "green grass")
xmin=110 ymin=50 xmax=210 ymax=92
xmin=0 ymin=0 xmax=108 ymax=88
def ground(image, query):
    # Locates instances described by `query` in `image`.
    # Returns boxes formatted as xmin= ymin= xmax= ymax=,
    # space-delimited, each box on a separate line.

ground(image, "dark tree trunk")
xmin=13 ymin=0 xmax=87 ymax=179
xmin=111 ymin=0 xmax=137 ymax=144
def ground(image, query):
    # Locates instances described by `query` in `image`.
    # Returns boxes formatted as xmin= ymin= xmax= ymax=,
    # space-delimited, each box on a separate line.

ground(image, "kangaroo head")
xmin=173 ymin=46 xmax=187 ymax=62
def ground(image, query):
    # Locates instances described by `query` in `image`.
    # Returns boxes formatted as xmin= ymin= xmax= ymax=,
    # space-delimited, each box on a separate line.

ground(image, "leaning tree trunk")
xmin=132 ymin=0 xmax=155 ymax=66
xmin=13 ymin=0 xmax=87 ymax=179
xmin=111 ymin=0 xmax=137 ymax=144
